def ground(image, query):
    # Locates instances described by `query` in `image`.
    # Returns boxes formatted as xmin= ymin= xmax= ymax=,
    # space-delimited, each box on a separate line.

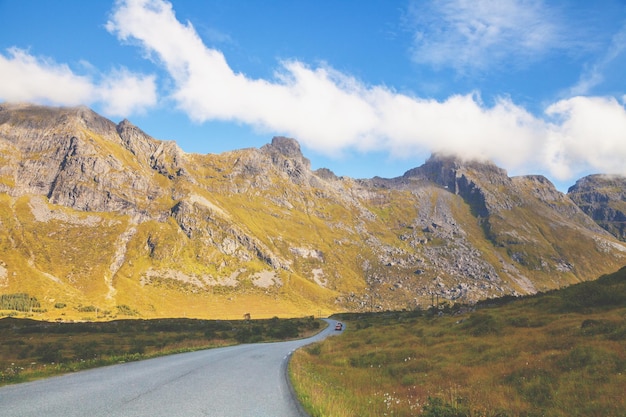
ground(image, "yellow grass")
xmin=290 ymin=268 xmax=626 ymax=416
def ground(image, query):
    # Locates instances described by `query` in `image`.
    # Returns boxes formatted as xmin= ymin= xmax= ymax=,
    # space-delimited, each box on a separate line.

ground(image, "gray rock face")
xmin=263 ymin=136 xmax=306 ymax=160
xmin=0 ymin=103 xmax=181 ymax=217
xmin=261 ymin=136 xmax=312 ymax=184
xmin=568 ymin=175 xmax=626 ymax=241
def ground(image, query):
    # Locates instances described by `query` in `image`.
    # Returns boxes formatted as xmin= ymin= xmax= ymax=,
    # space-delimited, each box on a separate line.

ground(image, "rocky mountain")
xmin=0 ymin=103 xmax=625 ymax=319
xmin=567 ymin=175 xmax=626 ymax=242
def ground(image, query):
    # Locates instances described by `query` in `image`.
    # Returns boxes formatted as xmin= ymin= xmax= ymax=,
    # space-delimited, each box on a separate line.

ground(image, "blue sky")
xmin=1 ymin=0 xmax=625 ymax=191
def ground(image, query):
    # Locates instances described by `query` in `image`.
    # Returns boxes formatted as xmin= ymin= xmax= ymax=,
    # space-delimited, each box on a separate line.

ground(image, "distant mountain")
xmin=568 ymin=175 xmax=626 ymax=242
xmin=0 ymin=103 xmax=625 ymax=319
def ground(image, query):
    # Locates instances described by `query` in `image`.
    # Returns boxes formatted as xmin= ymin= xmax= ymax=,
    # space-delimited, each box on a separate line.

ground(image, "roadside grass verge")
xmin=0 ymin=316 xmax=322 ymax=385
xmin=290 ymin=267 xmax=626 ymax=416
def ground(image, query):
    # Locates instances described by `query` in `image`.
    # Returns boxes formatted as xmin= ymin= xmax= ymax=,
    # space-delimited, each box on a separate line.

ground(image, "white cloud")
xmin=545 ymin=96 xmax=626 ymax=179
xmin=407 ymin=0 xmax=562 ymax=72
xmin=0 ymin=47 xmax=157 ymax=117
xmin=97 ymin=68 xmax=157 ymax=116
xmin=105 ymin=0 xmax=626 ymax=182
xmin=0 ymin=47 xmax=93 ymax=105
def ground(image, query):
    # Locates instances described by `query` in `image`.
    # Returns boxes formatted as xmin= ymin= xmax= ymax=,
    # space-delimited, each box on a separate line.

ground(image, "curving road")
xmin=0 ymin=319 xmax=342 ymax=417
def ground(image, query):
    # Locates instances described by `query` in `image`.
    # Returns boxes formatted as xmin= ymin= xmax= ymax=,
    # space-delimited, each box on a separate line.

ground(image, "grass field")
xmin=2 ymin=267 xmax=624 ymax=415
xmin=290 ymin=267 xmax=626 ymax=417
xmin=0 ymin=315 xmax=322 ymax=386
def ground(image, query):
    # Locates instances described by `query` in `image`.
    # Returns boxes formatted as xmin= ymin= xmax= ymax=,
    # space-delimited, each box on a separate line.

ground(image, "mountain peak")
xmin=261 ymin=136 xmax=312 ymax=173
xmin=117 ymin=118 xmax=135 ymax=129
xmin=403 ymin=153 xmax=507 ymax=188
xmin=263 ymin=136 xmax=304 ymax=158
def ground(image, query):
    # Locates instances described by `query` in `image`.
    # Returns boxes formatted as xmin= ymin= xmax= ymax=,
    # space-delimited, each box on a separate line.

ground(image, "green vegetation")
xmin=290 ymin=267 xmax=626 ymax=416
xmin=0 ymin=315 xmax=322 ymax=386
xmin=116 ymin=304 xmax=139 ymax=316
xmin=0 ymin=293 xmax=43 ymax=312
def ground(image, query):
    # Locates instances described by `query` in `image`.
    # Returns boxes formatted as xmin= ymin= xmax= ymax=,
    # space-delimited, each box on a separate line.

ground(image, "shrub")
xmin=73 ymin=341 xmax=99 ymax=360
xmin=579 ymin=319 xmax=618 ymax=336
xmin=557 ymin=345 xmax=621 ymax=375
xmin=269 ymin=320 xmax=299 ymax=339
xmin=34 ymin=342 xmax=65 ymax=363
xmin=234 ymin=326 xmax=262 ymax=343
xmin=462 ymin=311 xmax=504 ymax=336
xmin=422 ymin=397 xmax=469 ymax=417
xmin=116 ymin=305 xmax=139 ymax=316
xmin=306 ymin=343 xmax=322 ymax=356
xmin=0 ymin=293 xmax=40 ymax=312
xmin=507 ymin=315 xmax=546 ymax=328
xmin=128 ymin=339 xmax=146 ymax=355
xmin=505 ymin=368 xmax=556 ymax=407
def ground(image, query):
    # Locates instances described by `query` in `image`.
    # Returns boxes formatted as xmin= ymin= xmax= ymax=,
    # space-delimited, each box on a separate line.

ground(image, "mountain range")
xmin=1 ymin=102 xmax=625 ymax=319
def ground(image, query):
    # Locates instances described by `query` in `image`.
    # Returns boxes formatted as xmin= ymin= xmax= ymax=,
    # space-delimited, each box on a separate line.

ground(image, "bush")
xmin=129 ymin=339 xmax=147 ymax=355
xmin=306 ymin=343 xmax=322 ymax=356
xmin=269 ymin=321 xmax=299 ymax=339
xmin=234 ymin=325 xmax=263 ymax=343
xmin=462 ymin=312 xmax=504 ymax=336
xmin=34 ymin=342 xmax=65 ymax=363
xmin=0 ymin=293 xmax=40 ymax=312
xmin=579 ymin=319 xmax=619 ymax=337
xmin=557 ymin=345 xmax=621 ymax=375
xmin=422 ymin=397 xmax=469 ymax=417
xmin=507 ymin=315 xmax=546 ymax=328
xmin=73 ymin=341 xmax=99 ymax=360
xmin=505 ymin=368 xmax=556 ymax=407
xmin=116 ymin=305 xmax=138 ymax=316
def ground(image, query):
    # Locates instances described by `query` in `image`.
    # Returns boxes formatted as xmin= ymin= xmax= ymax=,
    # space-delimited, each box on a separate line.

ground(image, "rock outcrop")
xmin=568 ymin=175 xmax=626 ymax=241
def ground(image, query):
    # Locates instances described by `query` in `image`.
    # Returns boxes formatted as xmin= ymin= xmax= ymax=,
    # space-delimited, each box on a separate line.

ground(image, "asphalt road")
xmin=0 ymin=319 xmax=342 ymax=417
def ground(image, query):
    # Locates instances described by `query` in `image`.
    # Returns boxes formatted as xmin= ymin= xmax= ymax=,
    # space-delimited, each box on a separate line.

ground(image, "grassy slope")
xmin=290 ymin=267 xmax=626 ymax=417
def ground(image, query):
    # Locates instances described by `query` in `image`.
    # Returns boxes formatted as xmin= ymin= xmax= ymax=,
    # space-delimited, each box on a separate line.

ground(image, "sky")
xmin=1 ymin=0 xmax=625 ymax=192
